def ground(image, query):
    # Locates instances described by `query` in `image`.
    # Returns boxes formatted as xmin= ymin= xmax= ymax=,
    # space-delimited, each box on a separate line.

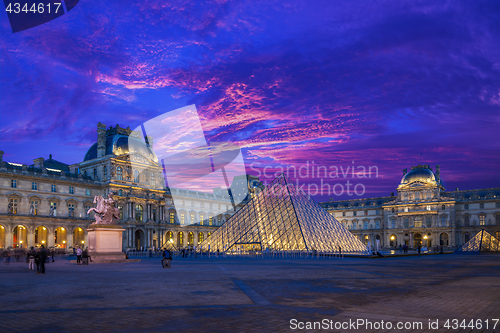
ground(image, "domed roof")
xmin=400 ymin=167 xmax=436 ymax=185
xmin=84 ymin=134 xmax=158 ymax=163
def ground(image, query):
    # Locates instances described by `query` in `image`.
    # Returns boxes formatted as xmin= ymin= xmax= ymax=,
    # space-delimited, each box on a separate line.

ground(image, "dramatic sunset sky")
xmin=1 ymin=0 xmax=499 ymax=200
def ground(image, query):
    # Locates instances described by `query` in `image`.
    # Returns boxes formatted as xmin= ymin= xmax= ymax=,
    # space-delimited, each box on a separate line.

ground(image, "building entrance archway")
xmin=414 ymin=233 xmax=422 ymax=248
xmin=35 ymin=226 xmax=48 ymax=247
xmin=389 ymin=234 xmax=397 ymax=247
xmin=135 ymin=230 xmax=145 ymax=250
xmin=73 ymin=228 xmax=85 ymax=248
xmin=440 ymin=233 xmax=449 ymax=246
xmin=55 ymin=227 xmax=67 ymax=248
xmin=13 ymin=225 xmax=28 ymax=248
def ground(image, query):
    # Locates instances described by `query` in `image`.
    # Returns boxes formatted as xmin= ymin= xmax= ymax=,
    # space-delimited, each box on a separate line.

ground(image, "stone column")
xmin=67 ymin=231 xmax=74 ymax=251
xmin=132 ymin=228 xmax=135 ymax=249
xmin=47 ymin=227 xmax=55 ymax=248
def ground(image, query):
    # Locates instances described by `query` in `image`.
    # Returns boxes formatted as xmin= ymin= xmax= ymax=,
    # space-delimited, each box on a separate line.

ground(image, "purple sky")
xmin=1 ymin=0 xmax=499 ymax=200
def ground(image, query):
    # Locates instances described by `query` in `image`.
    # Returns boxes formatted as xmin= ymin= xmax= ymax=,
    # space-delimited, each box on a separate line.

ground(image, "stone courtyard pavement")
xmin=0 ymin=254 xmax=499 ymax=333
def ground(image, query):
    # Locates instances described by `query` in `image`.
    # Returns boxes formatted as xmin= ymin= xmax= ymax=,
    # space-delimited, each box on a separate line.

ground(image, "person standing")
xmin=76 ymin=246 xmax=82 ymax=265
xmin=39 ymin=245 xmax=47 ymax=274
xmin=35 ymin=248 xmax=40 ymax=273
xmin=28 ymin=247 xmax=35 ymax=270
xmin=50 ymin=249 xmax=55 ymax=262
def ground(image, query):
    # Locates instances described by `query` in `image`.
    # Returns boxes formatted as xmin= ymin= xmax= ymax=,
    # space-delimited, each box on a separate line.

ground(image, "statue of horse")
xmin=87 ymin=193 xmax=120 ymax=224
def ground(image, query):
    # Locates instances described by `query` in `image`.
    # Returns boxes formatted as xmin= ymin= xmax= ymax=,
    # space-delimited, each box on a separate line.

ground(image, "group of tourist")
xmin=26 ymin=246 xmax=48 ymax=274
xmin=75 ymin=246 xmax=91 ymax=265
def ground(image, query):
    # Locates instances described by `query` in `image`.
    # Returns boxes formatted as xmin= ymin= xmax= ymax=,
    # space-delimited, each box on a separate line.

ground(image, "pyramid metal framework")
xmin=198 ymin=174 xmax=368 ymax=253
xmin=455 ymin=229 xmax=500 ymax=252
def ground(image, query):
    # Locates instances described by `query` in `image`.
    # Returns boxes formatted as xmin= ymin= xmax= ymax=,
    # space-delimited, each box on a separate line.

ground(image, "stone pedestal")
xmin=87 ymin=225 xmax=136 ymax=263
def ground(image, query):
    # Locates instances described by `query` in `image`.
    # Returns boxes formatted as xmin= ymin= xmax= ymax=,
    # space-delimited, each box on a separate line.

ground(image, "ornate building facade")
xmin=0 ymin=123 xmax=263 ymax=251
xmin=322 ymin=165 xmax=500 ymax=250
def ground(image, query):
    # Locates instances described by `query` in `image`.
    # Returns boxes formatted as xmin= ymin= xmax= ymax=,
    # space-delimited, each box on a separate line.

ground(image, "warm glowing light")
xmin=424 ymin=235 xmax=428 ymax=239
xmin=78 ymin=228 xmax=82 ymax=231
xmin=63 ymin=241 xmax=66 ymax=244
xmin=390 ymin=236 xmax=395 ymax=240
xmin=42 ymin=240 xmax=45 ymax=244
xmin=61 ymin=227 xmax=65 ymax=231
xmin=43 ymin=227 xmax=46 ymax=230
xmin=20 ymin=240 xmax=23 ymax=243
xmin=81 ymin=240 xmax=84 ymax=244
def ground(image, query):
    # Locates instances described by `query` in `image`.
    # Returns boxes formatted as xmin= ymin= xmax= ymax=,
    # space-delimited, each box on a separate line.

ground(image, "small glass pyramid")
xmin=198 ymin=174 xmax=368 ymax=253
xmin=455 ymin=229 xmax=500 ymax=252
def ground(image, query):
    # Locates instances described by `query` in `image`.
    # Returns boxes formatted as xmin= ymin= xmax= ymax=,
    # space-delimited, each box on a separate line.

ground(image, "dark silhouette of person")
xmin=39 ymin=245 xmax=47 ymax=274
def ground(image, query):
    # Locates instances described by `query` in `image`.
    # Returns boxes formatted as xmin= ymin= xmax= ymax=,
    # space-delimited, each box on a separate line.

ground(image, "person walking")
xmin=28 ymin=247 xmax=36 ymax=270
xmin=76 ymin=246 xmax=82 ymax=265
xmin=35 ymin=248 xmax=40 ymax=273
xmin=39 ymin=245 xmax=47 ymax=274
xmin=417 ymin=245 xmax=421 ymax=257
xmin=50 ymin=249 xmax=55 ymax=262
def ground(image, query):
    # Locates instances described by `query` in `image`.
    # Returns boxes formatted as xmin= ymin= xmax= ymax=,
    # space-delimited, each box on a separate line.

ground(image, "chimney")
xmin=97 ymin=122 xmax=107 ymax=158
xmin=69 ymin=163 xmax=79 ymax=174
xmin=33 ymin=157 xmax=45 ymax=168
xmin=435 ymin=165 xmax=440 ymax=182
xmin=403 ymin=168 xmax=407 ymax=175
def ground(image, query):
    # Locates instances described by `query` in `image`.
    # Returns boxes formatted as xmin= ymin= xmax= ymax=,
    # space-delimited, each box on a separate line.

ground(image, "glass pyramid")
xmin=455 ymin=229 xmax=500 ymax=252
xmin=198 ymin=174 xmax=368 ymax=253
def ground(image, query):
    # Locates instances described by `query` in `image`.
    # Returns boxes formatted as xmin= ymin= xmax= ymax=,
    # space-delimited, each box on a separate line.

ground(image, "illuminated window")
xmin=30 ymin=201 xmax=38 ymax=215
xmin=188 ymin=232 xmax=194 ymax=245
xmin=135 ymin=205 xmax=143 ymax=222
xmin=50 ymin=202 xmax=57 ymax=216
xmin=170 ymin=211 xmax=175 ymax=224
xmin=209 ymin=217 xmax=213 ymax=226
xmin=9 ymin=199 xmax=18 ymax=214
xmin=180 ymin=213 xmax=185 ymax=224
xmin=191 ymin=213 xmax=195 ymax=223
xmin=118 ymin=206 xmax=123 ymax=220
xmin=426 ymin=205 xmax=431 ymax=211
xmin=415 ymin=218 xmax=422 ymax=228
xmin=479 ymin=215 xmax=485 ymax=225
xmin=117 ymin=167 xmax=123 ymax=180
xmin=199 ymin=214 xmax=204 ymax=225
xmin=198 ymin=232 xmax=204 ymax=243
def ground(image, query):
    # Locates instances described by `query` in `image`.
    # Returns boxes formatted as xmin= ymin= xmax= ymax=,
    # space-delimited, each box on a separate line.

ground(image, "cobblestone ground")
xmin=0 ymin=254 xmax=499 ymax=333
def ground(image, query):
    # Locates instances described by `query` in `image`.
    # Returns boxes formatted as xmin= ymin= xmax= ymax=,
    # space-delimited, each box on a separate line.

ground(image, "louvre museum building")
xmin=0 ymin=122 xmax=499 ymax=252
xmin=322 ymin=165 xmax=500 ymax=250
xmin=0 ymin=123 xmax=262 ymax=251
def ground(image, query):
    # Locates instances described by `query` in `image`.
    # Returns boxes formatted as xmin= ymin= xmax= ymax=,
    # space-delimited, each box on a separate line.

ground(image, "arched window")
xmin=177 ymin=232 xmax=184 ymax=247
xmin=167 ymin=231 xmax=173 ymax=242
xmin=135 ymin=205 xmax=143 ymax=222
xmin=198 ymin=232 xmax=204 ymax=243
xmin=188 ymin=232 xmax=194 ymax=245
xmin=116 ymin=167 xmax=123 ymax=180
xmin=118 ymin=189 xmax=122 ymax=196
xmin=134 ymin=170 xmax=139 ymax=183
xmin=170 ymin=211 xmax=175 ymax=224
xmin=118 ymin=206 xmax=123 ymax=220
xmin=103 ymin=166 xmax=107 ymax=180
xmin=150 ymin=173 xmax=156 ymax=186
